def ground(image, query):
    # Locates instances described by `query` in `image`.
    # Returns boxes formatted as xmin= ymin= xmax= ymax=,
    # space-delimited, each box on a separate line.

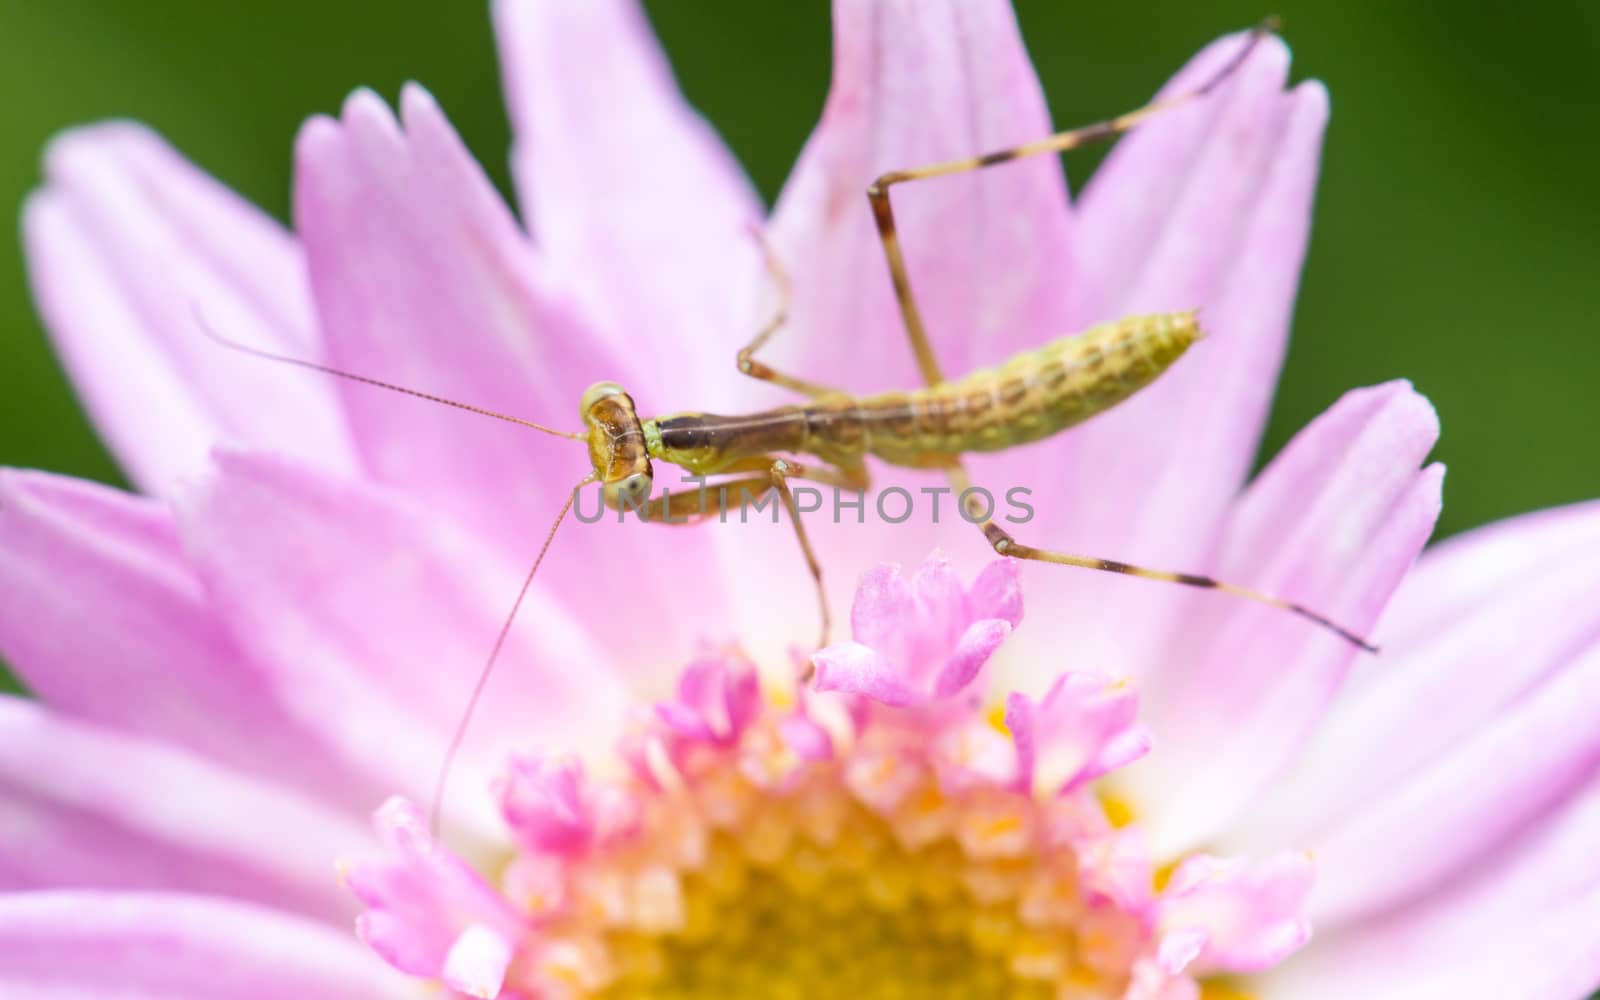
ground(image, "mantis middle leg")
xmin=615 ymin=458 xmax=871 ymax=649
xmin=735 ymin=228 xmax=846 ymax=400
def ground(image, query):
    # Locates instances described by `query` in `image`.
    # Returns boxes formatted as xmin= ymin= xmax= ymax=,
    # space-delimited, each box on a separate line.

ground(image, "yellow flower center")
xmin=495 ymin=706 xmax=1259 ymax=1000
xmin=598 ymin=818 xmax=1061 ymax=998
xmin=528 ymin=736 xmax=1153 ymax=998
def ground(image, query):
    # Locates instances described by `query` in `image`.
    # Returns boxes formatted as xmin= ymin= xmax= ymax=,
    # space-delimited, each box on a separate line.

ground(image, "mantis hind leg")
xmin=942 ymin=465 xmax=1376 ymax=652
xmin=868 ymin=20 xmax=1280 ymax=388
xmin=859 ymin=21 xmax=1373 ymax=650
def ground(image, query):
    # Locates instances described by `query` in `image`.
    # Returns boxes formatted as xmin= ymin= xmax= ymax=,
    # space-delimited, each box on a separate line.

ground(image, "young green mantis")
xmin=205 ymin=19 xmax=1366 ymax=833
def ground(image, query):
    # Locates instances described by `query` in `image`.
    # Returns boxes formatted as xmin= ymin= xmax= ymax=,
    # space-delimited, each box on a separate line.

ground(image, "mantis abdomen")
xmin=861 ymin=311 xmax=1199 ymax=464
xmin=646 ymin=312 xmax=1199 ymax=474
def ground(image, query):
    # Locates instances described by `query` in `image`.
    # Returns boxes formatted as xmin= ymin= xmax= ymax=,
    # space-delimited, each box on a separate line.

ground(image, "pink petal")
xmin=493 ymin=0 xmax=763 ymax=409
xmin=1007 ymin=673 xmax=1149 ymax=798
xmin=1238 ymin=500 xmax=1600 ymax=858
xmin=966 ymin=557 xmax=1024 ymax=628
xmin=911 ymin=551 xmax=971 ymax=664
xmin=176 ymin=449 xmax=631 ymax=833
xmin=770 ymin=0 xmax=1074 ymax=396
xmin=1075 ymin=33 xmax=1295 ymax=319
xmin=293 ymin=85 xmax=733 ymax=673
xmin=495 ymin=756 xmax=592 ymax=856
xmin=930 ymin=618 xmax=1014 ymax=699
xmin=0 ymin=469 xmax=396 ymax=807
xmin=931 ymin=714 xmax=1017 ymax=791
xmin=0 ymin=889 xmax=417 ymax=998
xmin=22 ymin=124 xmax=358 ymax=496
xmin=1158 ymin=851 xmax=1314 ymax=975
xmin=1298 ymin=641 xmax=1600 ymax=928
xmin=779 ymin=713 xmax=836 ymax=763
xmin=1074 ymin=824 xmax=1158 ymax=915
xmin=496 ymin=755 xmax=641 ymax=858
xmin=821 ymin=555 xmax=1019 ymax=705
xmin=1129 ymin=382 xmax=1443 ymax=856
xmin=1260 ymin=771 xmax=1600 ymax=999
xmin=1378 ymin=497 xmax=1600 ymax=651
xmin=441 ymin=924 xmax=514 ymax=999
xmin=658 ymin=655 xmax=762 ymax=747
xmin=1001 ymin=40 xmax=1326 ymax=682
xmin=348 ymin=798 xmax=524 ymax=982
xmin=0 ymin=697 xmax=365 ymax=920
xmin=1125 ymin=958 xmax=1202 ymax=1000
xmin=1272 ymin=897 xmax=1600 ymax=1000
xmin=293 ymin=85 xmax=608 ymax=521
xmin=848 ymin=562 xmax=917 ymax=665
xmin=810 ymin=640 xmax=919 ymax=707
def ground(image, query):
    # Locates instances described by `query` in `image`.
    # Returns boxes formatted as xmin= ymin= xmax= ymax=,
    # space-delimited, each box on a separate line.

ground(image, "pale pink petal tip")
xmin=1008 ymin=672 xmax=1152 ymax=799
xmin=24 ymin=121 xmax=356 ymax=497
xmin=491 ymin=0 xmax=762 ymax=404
xmin=814 ymin=554 xmax=1022 ymax=707
xmin=442 ymin=923 xmax=515 ymax=999
xmin=766 ymin=0 xmax=1074 ymax=398
xmin=347 ymin=797 xmax=524 ymax=983
xmin=812 ymin=641 xmax=921 ymax=708
xmin=1157 ymin=851 xmax=1315 ymax=975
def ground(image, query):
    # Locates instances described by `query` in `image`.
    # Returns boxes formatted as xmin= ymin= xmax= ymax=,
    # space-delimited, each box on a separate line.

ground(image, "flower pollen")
xmin=349 ymin=558 xmax=1308 ymax=999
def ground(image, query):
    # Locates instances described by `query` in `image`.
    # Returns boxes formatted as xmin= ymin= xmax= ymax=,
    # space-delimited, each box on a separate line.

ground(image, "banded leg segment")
xmin=944 ymin=465 xmax=1377 ymax=652
xmin=868 ymin=20 xmax=1280 ymax=388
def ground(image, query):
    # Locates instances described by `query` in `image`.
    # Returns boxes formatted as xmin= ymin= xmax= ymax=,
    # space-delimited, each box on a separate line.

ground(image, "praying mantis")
xmin=204 ymin=19 xmax=1367 ymax=832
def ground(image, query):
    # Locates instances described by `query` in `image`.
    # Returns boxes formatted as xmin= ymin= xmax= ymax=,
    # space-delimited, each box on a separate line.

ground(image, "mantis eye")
xmin=579 ymin=381 xmax=627 ymax=415
xmin=607 ymin=472 xmax=653 ymax=508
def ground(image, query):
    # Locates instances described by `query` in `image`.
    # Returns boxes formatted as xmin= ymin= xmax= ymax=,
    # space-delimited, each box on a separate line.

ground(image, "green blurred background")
xmin=0 ymin=1 xmax=1596 ymax=699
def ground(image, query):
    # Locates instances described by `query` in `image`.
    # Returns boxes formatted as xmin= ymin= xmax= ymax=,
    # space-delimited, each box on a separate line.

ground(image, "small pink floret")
xmin=1156 ymin=851 xmax=1316 ymax=975
xmin=812 ymin=553 xmax=1023 ymax=707
xmin=1008 ymin=672 xmax=1153 ymax=799
xmin=345 ymin=797 xmax=524 ymax=992
xmin=654 ymin=651 xmax=762 ymax=747
xmin=496 ymin=755 xmax=637 ymax=857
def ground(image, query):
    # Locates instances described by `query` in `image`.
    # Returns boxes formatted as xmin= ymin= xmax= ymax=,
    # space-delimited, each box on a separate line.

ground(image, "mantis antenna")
xmin=428 ymin=472 xmax=594 ymax=838
xmin=192 ymin=307 xmax=593 ymax=837
xmin=192 ymin=307 xmax=585 ymax=441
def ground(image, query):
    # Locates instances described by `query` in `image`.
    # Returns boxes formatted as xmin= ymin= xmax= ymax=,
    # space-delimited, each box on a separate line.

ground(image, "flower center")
xmin=351 ymin=629 xmax=1307 ymax=999
xmin=515 ymin=700 xmax=1164 ymax=999
xmin=593 ymin=792 xmax=1073 ymax=998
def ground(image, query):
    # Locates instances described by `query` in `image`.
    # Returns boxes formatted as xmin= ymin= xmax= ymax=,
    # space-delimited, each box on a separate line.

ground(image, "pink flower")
xmin=4 ymin=1 xmax=1598 ymax=998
